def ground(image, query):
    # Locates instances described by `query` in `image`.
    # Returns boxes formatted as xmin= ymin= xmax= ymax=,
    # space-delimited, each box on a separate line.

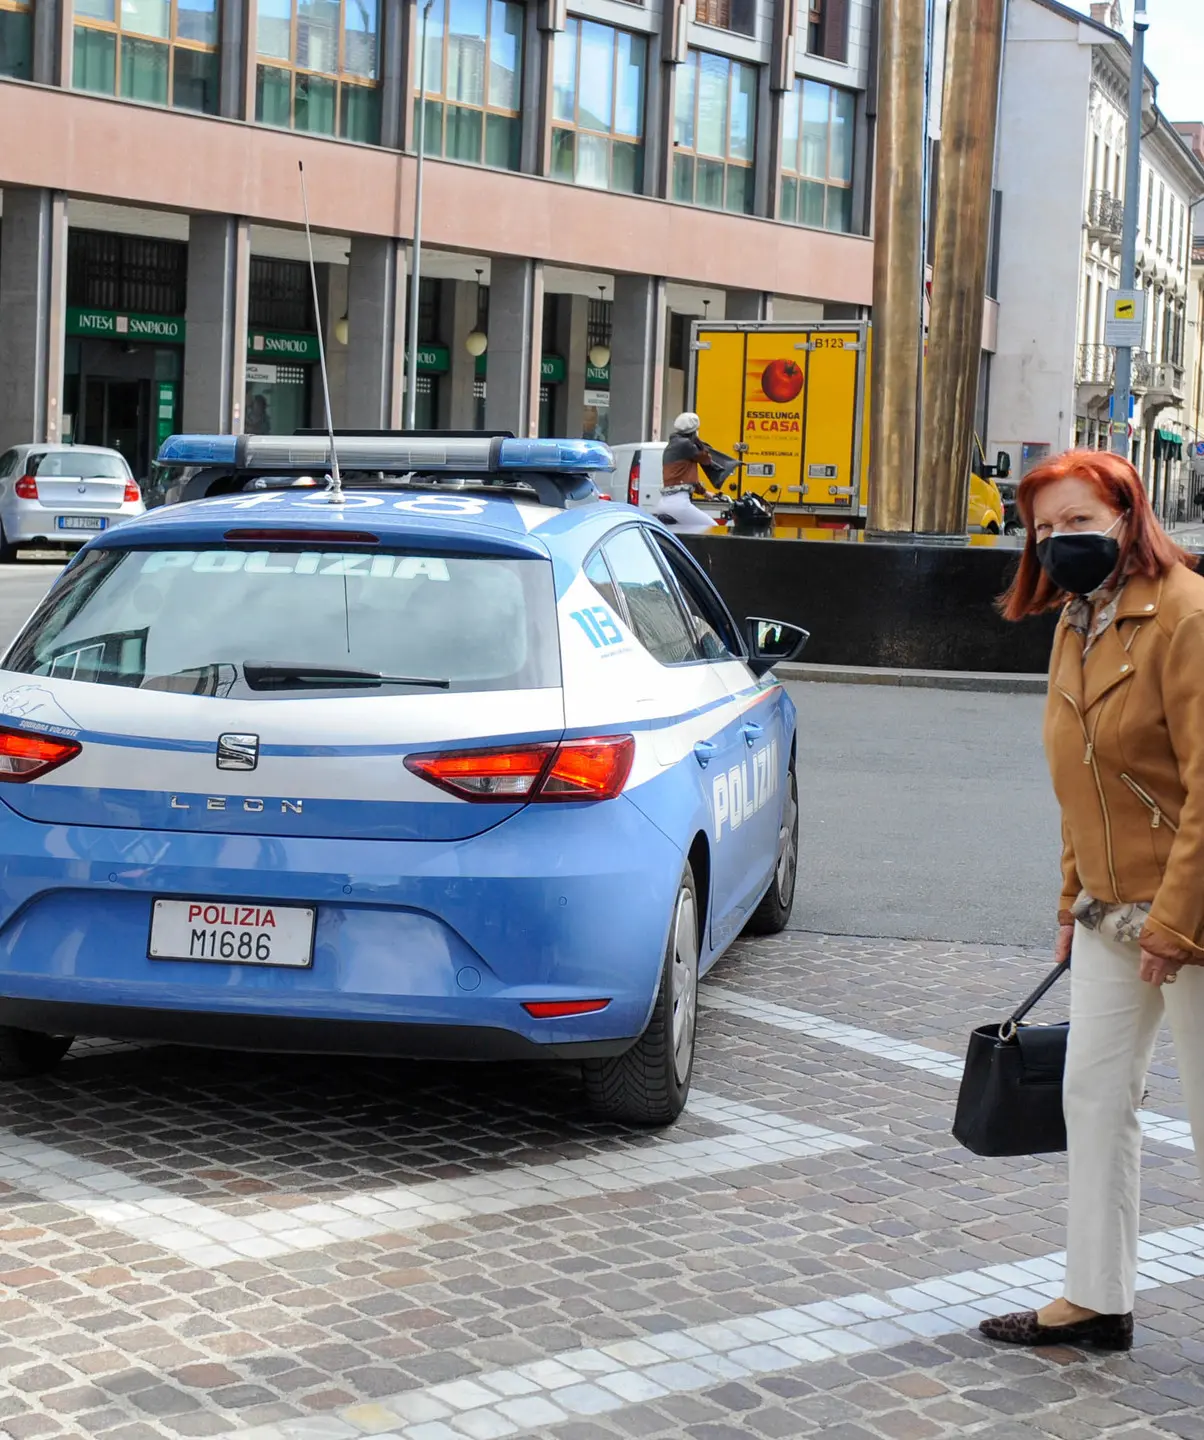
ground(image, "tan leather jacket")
xmin=1046 ymin=563 xmax=1204 ymax=962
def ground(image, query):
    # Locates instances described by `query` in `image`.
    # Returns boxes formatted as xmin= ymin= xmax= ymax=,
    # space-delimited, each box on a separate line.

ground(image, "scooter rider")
xmin=662 ymin=412 xmax=715 ymax=494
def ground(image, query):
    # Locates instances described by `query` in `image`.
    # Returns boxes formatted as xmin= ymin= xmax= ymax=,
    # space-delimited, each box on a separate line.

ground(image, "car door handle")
xmin=693 ymin=740 xmax=718 ymax=768
xmin=741 ymin=722 xmax=763 ymax=746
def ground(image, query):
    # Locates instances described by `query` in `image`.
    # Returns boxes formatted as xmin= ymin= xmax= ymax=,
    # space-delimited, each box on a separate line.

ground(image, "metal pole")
xmin=405 ymin=0 xmax=433 ymax=431
xmin=867 ymin=0 xmax=928 ymax=533
xmin=1111 ymin=0 xmax=1148 ymax=458
xmin=919 ymin=0 xmax=1007 ymax=535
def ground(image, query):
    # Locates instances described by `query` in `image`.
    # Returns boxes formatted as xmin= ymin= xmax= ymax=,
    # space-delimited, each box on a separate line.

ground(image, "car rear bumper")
xmin=0 ymin=998 xmax=631 ymax=1059
xmin=0 ymin=797 xmax=685 ymax=1053
xmin=6 ymin=507 xmax=143 ymax=544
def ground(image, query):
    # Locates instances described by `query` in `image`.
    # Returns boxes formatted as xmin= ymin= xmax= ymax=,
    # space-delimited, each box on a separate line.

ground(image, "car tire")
xmin=0 ymin=1027 xmax=73 ymax=1078
xmin=986 ymin=521 xmax=1001 ymax=536
xmin=0 ymin=528 xmax=19 ymax=563
xmin=583 ymin=863 xmax=699 ymax=1127
xmin=743 ymin=764 xmax=799 ymax=937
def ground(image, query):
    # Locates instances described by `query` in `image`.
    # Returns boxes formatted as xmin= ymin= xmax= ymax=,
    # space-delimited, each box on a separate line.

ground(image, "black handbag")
xmin=952 ymin=959 xmax=1070 ymax=1157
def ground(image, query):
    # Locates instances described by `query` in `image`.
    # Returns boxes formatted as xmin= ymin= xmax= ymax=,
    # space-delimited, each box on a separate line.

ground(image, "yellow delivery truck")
xmin=686 ymin=320 xmax=1009 ymax=530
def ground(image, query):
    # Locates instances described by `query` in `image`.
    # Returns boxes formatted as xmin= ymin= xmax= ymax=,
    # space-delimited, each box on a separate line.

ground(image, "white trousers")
xmin=1064 ymin=922 xmax=1204 ymax=1313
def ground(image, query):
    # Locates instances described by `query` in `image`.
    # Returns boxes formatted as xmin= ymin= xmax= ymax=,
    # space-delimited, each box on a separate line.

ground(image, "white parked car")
xmin=0 ymin=445 xmax=145 ymax=561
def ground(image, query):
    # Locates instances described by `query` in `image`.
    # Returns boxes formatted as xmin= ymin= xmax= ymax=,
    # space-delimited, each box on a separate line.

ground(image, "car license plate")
xmin=149 ymin=898 xmax=315 ymax=968
xmin=56 ymin=516 xmax=107 ymax=531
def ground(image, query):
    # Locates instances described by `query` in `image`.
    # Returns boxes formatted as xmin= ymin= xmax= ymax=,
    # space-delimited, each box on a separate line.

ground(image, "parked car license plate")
xmin=56 ymin=516 xmax=107 ymax=531
xmin=149 ymin=898 xmax=316 ymax=967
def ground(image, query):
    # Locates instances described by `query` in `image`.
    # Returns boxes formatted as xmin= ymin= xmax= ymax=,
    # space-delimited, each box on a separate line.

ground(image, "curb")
xmin=773 ymin=662 xmax=1047 ymax=695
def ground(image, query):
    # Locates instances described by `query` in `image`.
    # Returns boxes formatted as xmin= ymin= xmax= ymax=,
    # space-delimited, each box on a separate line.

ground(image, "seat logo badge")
xmin=217 ymin=733 xmax=259 ymax=771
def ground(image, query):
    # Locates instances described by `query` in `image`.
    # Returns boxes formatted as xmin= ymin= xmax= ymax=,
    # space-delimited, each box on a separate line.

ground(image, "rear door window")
xmin=601 ymin=527 xmax=697 ymax=666
xmin=29 ymin=451 xmax=130 ymax=479
xmin=4 ymin=546 xmax=561 ymax=696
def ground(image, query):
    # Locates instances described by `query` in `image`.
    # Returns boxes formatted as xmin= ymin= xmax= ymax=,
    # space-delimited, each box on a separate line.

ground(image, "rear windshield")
xmin=4 ymin=546 xmax=560 ymax=697
xmin=29 ymin=451 xmax=129 ymax=479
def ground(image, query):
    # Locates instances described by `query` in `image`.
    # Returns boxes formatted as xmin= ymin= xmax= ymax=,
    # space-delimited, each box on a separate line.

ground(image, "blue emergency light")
xmin=157 ymin=434 xmax=614 ymax=474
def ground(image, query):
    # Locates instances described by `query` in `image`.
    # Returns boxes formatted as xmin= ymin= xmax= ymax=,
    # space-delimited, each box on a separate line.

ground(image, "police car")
xmin=0 ymin=434 xmax=807 ymax=1124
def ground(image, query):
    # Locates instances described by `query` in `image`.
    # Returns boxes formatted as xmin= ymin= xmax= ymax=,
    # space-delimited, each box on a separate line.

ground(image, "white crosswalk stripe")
xmin=702 ymin=985 xmax=1196 ymax=1149
xmin=229 ymin=1220 xmax=1204 ymax=1440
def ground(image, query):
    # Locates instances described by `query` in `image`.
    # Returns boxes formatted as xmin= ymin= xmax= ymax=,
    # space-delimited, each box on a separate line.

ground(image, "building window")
xmin=551 ymin=19 xmax=646 ymax=194
xmin=804 ymin=0 xmax=848 ymax=64
xmin=73 ymin=0 xmax=220 ymax=112
xmin=1146 ymin=170 xmax=1154 ymax=242
xmin=779 ymin=78 xmax=854 ymax=232
xmin=419 ymin=0 xmax=523 ymax=172
xmin=256 ymin=0 xmax=381 ymax=144
xmin=673 ymin=50 xmax=757 ymax=215
xmin=695 ymin=0 xmax=755 ymax=39
xmin=249 ymin=257 xmax=315 ymax=331
xmin=1157 ymin=182 xmax=1165 ymax=252
xmin=68 ymin=230 xmax=188 ymax=313
xmin=0 ymin=0 xmax=33 ymax=80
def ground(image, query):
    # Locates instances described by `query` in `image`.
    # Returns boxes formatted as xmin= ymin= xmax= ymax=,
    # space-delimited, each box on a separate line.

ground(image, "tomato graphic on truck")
xmin=760 ymin=358 xmax=805 ymax=404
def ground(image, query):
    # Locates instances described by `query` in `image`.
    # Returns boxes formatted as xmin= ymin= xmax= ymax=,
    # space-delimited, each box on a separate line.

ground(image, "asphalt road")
xmin=784 ymin=679 xmax=1059 ymax=951
xmin=0 ymin=559 xmax=63 ymax=643
xmin=0 ymin=564 xmax=1057 ymax=952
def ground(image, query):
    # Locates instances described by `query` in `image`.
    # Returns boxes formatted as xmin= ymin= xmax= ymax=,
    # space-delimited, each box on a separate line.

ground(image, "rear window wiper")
xmin=243 ymin=664 xmax=450 ymax=691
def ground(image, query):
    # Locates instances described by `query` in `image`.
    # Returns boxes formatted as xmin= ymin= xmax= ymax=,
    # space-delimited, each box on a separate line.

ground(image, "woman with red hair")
xmin=980 ymin=449 xmax=1204 ymax=1351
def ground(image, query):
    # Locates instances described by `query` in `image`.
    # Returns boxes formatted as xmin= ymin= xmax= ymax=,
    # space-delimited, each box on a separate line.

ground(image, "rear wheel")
xmin=0 ymin=1028 xmax=73 ymax=1078
xmin=744 ymin=765 xmax=799 ymax=936
xmin=583 ymin=864 xmax=699 ymax=1126
xmin=0 ymin=527 xmax=19 ymax=563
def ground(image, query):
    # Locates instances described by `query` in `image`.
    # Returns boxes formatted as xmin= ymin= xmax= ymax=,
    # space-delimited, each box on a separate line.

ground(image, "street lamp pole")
xmin=405 ymin=0 xmax=434 ymax=430
xmin=1111 ymin=0 xmax=1149 ymax=457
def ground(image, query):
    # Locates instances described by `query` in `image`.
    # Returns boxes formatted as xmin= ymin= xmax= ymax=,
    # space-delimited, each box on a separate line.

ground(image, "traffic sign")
xmin=1105 ymin=288 xmax=1146 ymax=347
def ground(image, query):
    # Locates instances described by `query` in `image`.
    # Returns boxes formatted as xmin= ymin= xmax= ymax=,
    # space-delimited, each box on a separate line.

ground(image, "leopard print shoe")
xmin=979 ymin=1309 xmax=1133 ymax=1351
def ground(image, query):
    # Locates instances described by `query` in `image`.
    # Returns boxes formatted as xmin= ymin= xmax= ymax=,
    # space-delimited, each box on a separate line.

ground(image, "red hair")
xmin=999 ymin=448 xmax=1192 ymax=621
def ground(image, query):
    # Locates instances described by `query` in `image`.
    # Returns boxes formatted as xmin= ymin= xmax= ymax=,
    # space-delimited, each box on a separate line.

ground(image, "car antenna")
xmin=297 ymin=161 xmax=343 ymax=506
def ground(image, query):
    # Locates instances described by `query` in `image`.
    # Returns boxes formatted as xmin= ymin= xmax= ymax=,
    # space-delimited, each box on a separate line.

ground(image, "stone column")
xmin=0 ymin=188 xmax=68 ymax=450
xmin=442 ymin=279 xmax=480 ymax=429
xmin=345 ymin=236 xmax=406 ymax=428
xmin=608 ymin=275 xmax=667 ymax=444
xmin=724 ymin=289 xmax=771 ymax=322
xmin=183 ymin=215 xmax=251 ymax=433
xmin=484 ymin=258 xmax=543 ymax=437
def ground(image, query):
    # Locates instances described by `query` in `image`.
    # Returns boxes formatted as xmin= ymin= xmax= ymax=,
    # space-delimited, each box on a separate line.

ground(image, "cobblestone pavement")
xmin=2 ymin=932 xmax=1203 ymax=1440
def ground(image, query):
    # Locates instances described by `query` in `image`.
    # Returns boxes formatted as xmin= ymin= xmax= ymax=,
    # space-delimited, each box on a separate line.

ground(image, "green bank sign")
xmin=248 ymin=330 xmax=321 ymax=362
xmin=68 ymin=308 xmax=186 ymax=342
xmin=474 ymin=353 xmax=567 ymax=382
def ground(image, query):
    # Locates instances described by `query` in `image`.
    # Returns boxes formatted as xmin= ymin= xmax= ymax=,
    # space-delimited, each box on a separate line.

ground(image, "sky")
xmin=1137 ymin=0 xmax=1201 ymax=123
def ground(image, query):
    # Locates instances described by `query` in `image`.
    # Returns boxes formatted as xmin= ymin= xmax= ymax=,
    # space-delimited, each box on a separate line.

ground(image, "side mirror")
xmin=996 ymin=450 xmax=1012 ymax=479
xmin=745 ymin=617 xmax=810 ymax=677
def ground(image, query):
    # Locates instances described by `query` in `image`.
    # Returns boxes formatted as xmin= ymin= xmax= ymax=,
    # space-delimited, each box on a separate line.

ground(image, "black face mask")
xmin=1036 ymin=517 xmax=1123 ymax=596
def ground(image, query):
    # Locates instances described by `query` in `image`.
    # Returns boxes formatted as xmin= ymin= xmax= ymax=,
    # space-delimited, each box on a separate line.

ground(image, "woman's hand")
xmin=1055 ymin=922 xmax=1074 ymax=965
xmin=1140 ymin=947 xmax=1183 ymax=987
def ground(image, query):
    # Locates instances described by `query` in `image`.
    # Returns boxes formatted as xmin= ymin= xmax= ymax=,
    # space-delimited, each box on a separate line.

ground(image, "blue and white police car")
xmin=0 ymin=434 xmax=807 ymax=1124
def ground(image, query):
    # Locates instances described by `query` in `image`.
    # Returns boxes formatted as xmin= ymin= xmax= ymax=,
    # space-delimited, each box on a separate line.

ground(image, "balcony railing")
xmin=1076 ymin=344 xmax=1153 ymax=388
xmin=1077 ymin=343 xmax=1113 ymax=384
xmin=1147 ymin=362 xmax=1185 ymax=400
xmin=1087 ymin=189 xmax=1124 ymax=238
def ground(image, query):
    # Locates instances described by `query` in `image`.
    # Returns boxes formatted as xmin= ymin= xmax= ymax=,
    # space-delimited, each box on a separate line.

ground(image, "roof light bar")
xmin=157 ymin=434 xmax=615 ymax=475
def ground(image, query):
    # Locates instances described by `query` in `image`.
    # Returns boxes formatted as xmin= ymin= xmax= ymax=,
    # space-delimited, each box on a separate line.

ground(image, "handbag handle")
xmin=999 ymin=959 xmax=1070 ymax=1041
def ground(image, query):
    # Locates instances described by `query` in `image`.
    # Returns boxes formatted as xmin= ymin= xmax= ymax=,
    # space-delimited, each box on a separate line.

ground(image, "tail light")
xmin=406 ymin=735 xmax=634 ymax=803
xmin=14 ymin=476 xmax=37 ymax=500
xmin=0 ymin=726 xmax=81 ymax=782
xmin=627 ymin=455 xmax=641 ymax=506
xmin=523 ymin=1000 xmax=611 ymax=1018
xmin=123 ymin=481 xmax=141 ymax=503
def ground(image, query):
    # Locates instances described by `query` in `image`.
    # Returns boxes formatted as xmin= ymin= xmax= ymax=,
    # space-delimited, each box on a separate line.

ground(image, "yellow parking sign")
xmin=1105 ymin=288 xmax=1145 ymax=346
xmin=1114 ymin=297 xmax=1135 ymax=321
